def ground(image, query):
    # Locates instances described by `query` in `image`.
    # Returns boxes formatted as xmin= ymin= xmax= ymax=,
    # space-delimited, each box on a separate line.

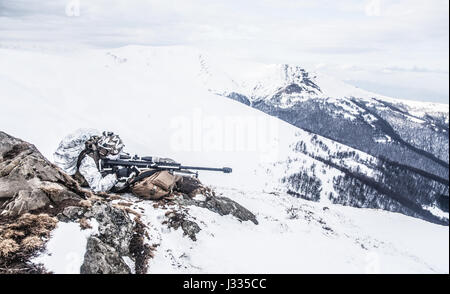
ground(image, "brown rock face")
xmin=0 ymin=131 xmax=87 ymax=216
xmin=0 ymin=132 xmax=149 ymax=274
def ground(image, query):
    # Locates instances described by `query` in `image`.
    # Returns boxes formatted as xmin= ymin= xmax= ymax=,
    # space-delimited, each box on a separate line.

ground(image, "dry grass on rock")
xmin=0 ymin=213 xmax=58 ymax=273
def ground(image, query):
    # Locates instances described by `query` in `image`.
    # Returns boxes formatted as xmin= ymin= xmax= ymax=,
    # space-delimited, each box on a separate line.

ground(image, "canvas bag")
xmin=131 ymin=170 xmax=177 ymax=200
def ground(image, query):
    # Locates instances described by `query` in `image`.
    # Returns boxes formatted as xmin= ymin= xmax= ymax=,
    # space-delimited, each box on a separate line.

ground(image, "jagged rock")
xmin=176 ymin=176 xmax=205 ymax=195
xmin=80 ymin=236 xmax=131 ymax=274
xmin=85 ymin=202 xmax=134 ymax=256
xmin=58 ymin=206 xmax=87 ymax=221
xmin=58 ymin=202 xmax=138 ymax=274
xmin=177 ymin=194 xmax=258 ymax=225
xmin=59 ymin=202 xmax=136 ymax=274
xmin=166 ymin=210 xmax=201 ymax=241
xmin=203 ymin=196 xmax=258 ymax=225
xmin=3 ymin=190 xmax=51 ymax=216
xmin=129 ymin=217 xmax=153 ymax=274
xmin=175 ymin=176 xmax=258 ymax=224
xmin=0 ymin=132 xmax=147 ymax=274
xmin=0 ymin=131 xmax=87 ymax=216
xmin=181 ymin=220 xmax=201 ymax=241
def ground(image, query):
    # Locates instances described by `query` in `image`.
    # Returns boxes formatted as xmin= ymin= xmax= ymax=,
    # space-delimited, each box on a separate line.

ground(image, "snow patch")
xmin=424 ymin=206 xmax=449 ymax=220
xmin=32 ymin=220 xmax=99 ymax=274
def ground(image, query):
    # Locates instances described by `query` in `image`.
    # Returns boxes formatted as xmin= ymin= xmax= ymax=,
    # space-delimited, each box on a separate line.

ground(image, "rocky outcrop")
xmin=80 ymin=236 xmax=131 ymax=274
xmin=0 ymin=131 xmax=88 ymax=216
xmin=58 ymin=201 xmax=147 ymax=274
xmin=86 ymin=202 xmax=134 ymax=256
xmin=174 ymin=176 xmax=258 ymax=226
xmin=177 ymin=193 xmax=258 ymax=225
xmin=202 ymin=196 xmax=258 ymax=224
xmin=0 ymin=131 xmax=141 ymax=274
xmin=165 ymin=210 xmax=202 ymax=241
xmin=175 ymin=176 xmax=258 ymax=224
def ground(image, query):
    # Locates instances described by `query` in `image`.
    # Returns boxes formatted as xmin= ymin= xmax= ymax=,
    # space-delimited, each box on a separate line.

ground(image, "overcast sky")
xmin=0 ymin=0 xmax=448 ymax=103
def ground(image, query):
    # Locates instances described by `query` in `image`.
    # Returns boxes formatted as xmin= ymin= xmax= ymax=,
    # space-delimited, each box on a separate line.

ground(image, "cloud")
xmin=346 ymin=79 xmax=449 ymax=103
xmin=0 ymin=0 xmax=448 ymax=103
xmin=304 ymin=46 xmax=379 ymax=55
xmin=384 ymin=66 xmax=449 ymax=75
xmin=365 ymin=0 xmax=382 ymax=16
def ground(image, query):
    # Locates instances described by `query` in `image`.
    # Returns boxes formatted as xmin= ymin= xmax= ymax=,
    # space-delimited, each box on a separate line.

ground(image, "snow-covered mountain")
xmin=197 ymin=52 xmax=449 ymax=224
xmin=200 ymin=55 xmax=449 ymax=173
xmin=0 ymin=45 xmax=448 ymax=273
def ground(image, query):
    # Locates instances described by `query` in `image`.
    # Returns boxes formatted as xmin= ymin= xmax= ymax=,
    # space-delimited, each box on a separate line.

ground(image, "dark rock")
xmin=58 ymin=206 xmax=86 ymax=221
xmin=85 ymin=202 xmax=134 ymax=256
xmin=166 ymin=211 xmax=201 ymax=241
xmin=177 ymin=195 xmax=258 ymax=225
xmin=181 ymin=220 xmax=201 ymax=241
xmin=203 ymin=196 xmax=258 ymax=224
xmin=60 ymin=202 xmax=138 ymax=274
xmin=129 ymin=218 xmax=153 ymax=274
xmin=77 ymin=202 xmax=137 ymax=274
xmin=0 ymin=131 xmax=87 ymax=216
xmin=80 ymin=236 xmax=131 ymax=274
xmin=175 ymin=176 xmax=204 ymax=195
xmin=3 ymin=190 xmax=51 ymax=216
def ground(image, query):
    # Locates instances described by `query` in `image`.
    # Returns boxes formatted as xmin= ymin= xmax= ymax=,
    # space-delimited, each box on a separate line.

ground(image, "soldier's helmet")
xmin=97 ymin=131 xmax=124 ymax=157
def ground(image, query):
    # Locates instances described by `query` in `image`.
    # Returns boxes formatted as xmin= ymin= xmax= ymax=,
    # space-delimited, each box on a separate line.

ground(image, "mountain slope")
xmin=0 ymin=45 xmax=448 ymax=273
xmin=130 ymin=186 xmax=449 ymax=274
xmin=0 ymin=45 xmax=448 ymax=224
xmin=196 ymin=53 xmax=449 ymax=224
xmin=201 ymin=61 xmax=449 ymax=176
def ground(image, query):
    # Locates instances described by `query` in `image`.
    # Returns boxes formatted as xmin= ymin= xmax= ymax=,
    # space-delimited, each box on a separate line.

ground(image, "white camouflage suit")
xmin=53 ymin=129 xmax=119 ymax=193
xmin=77 ymin=155 xmax=118 ymax=192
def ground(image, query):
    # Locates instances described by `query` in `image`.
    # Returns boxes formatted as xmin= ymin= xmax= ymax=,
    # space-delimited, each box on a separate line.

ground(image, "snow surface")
xmin=0 ymin=45 xmax=299 ymax=190
xmin=118 ymin=189 xmax=448 ymax=274
xmin=1 ymin=45 xmax=448 ymax=274
xmin=424 ymin=206 xmax=450 ymax=220
xmin=32 ymin=220 xmax=99 ymax=274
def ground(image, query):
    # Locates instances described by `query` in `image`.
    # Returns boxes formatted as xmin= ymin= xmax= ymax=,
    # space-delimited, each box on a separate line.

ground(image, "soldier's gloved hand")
xmin=129 ymin=167 xmax=140 ymax=178
xmin=116 ymin=167 xmax=131 ymax=178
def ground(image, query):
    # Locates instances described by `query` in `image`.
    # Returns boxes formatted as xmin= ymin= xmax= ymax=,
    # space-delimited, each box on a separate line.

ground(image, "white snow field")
xmin=1 ymin=45 xmax=448 ymax=273
xmin=140 ymin=188 xmax=449 ymax=274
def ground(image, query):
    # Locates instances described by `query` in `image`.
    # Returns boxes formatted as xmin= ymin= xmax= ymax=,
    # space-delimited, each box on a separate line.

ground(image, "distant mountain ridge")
xmin=199 ymin=58 xmax=448 ymax=174
xmin=198 ymin=55 xmax=449 ymax=224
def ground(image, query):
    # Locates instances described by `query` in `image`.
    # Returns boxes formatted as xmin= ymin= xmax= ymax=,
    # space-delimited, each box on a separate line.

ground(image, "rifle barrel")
xmin=102 ymin=159 xmax=232 ymax=173
xmin=179 ymin=166 xmax=232 ymax=173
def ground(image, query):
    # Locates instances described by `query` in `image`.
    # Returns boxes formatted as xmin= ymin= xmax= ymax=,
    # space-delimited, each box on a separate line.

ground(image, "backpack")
xmin=130 ymin=170 xmax=177 ymax=200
